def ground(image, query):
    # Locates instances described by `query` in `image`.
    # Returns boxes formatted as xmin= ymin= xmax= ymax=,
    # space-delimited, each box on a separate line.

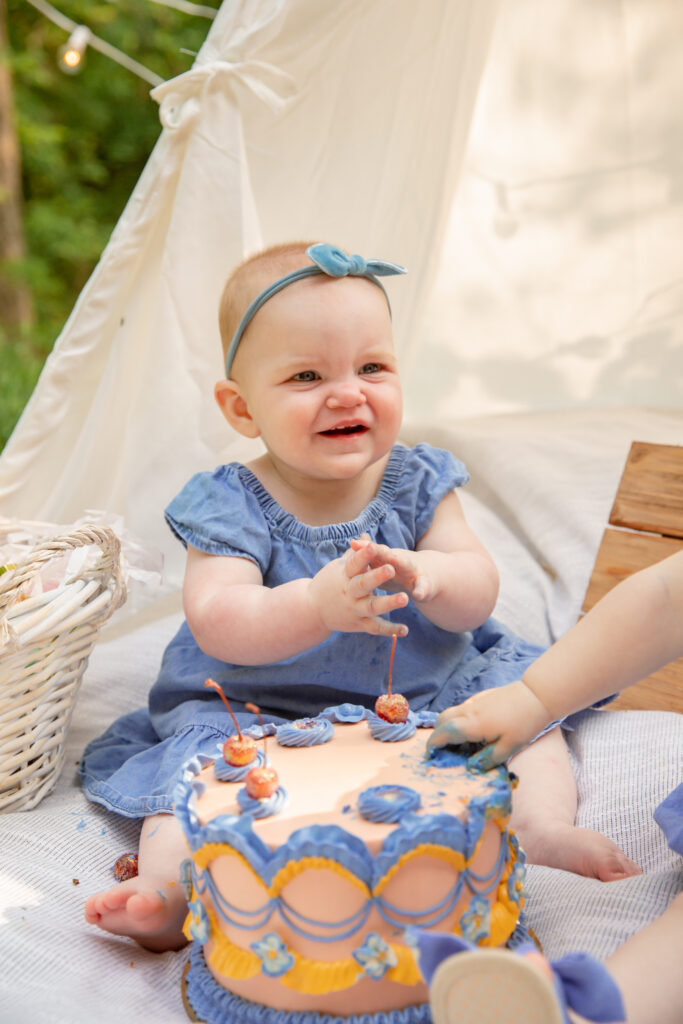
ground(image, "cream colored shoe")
xmin=429 ymin=947 xmax=564 ymax=1024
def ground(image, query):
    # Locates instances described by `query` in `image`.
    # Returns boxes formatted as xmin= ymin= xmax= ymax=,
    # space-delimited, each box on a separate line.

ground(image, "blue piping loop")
xmin=224 ymin=243 xmax=406 ymax=376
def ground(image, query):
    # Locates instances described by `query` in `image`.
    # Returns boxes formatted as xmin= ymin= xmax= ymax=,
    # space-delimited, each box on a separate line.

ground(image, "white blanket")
xmin=1 ymin=408 xmax=682 ymax=1023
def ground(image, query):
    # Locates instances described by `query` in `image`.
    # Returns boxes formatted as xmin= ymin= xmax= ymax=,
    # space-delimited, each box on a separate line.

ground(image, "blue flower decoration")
xmin=507 ymin=861 xmax=526 ymax=905
xmin=460 ymin=896 xmax=490 ymax=944
xmin=187 ymin=898 xmax=210 ymax=943
xmin=352 ymin=932 xmax=398 ymax=979
xmin=250 ymin=932 xmax=295 ymax=977
xmin=179 ymin=857 xmax=193 ymax=901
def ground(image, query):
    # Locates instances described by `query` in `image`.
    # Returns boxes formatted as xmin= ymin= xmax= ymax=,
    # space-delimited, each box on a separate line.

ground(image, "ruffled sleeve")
xmin=398 ymin=444 xmax=469 ymax=540
xmin=164 ymin=465 xmax=272 ymax=574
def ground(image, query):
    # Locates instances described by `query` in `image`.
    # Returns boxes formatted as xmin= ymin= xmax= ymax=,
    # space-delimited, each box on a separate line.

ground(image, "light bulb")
xmin=58 ymin=26 xmax=90 ymax=75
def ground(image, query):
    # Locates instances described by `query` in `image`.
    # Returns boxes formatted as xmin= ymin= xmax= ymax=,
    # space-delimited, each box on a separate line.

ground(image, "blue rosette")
xmin=237 ymin=785 xmax=289 ymax=819
xmin=276 ymin=717 xmax=334 ymax=747
xmin=358 ymin=785 xmax=422 ymax=824
xmin=366 ymin=709 xmax=417 ymax=742
xmin=213 ymin=746 xmax=265 ymax=782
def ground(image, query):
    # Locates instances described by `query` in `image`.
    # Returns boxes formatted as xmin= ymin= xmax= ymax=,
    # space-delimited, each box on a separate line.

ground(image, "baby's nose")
xmin=325 ymin=381 xmax=367 ymax=409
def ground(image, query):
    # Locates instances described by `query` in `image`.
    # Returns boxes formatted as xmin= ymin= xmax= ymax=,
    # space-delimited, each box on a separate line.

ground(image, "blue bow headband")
xmin=224 ymin=243 xmax=406 ymax=377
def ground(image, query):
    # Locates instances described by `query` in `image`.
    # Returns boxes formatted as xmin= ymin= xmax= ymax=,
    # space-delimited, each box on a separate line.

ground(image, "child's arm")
xmin=183 ymin=543 xmax=409 ymax=666
xmin=350 ymin=491 xmax=500 ymax=632
xmin=429 ymin=549 xmax=683 ymax=763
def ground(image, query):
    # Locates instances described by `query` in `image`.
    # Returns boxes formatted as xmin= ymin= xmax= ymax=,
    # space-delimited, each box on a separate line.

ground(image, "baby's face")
xmin=231 ymin=275 xmax=403 ymax=485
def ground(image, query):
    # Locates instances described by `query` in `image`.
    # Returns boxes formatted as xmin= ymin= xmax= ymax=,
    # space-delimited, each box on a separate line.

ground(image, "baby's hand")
xmin=427 ymin=680 xmax=552 ymax=767
xmin=308 ymin=543 xmax=409 ymax=638
xmin=349 ymin=534 xmax=435 ymax=602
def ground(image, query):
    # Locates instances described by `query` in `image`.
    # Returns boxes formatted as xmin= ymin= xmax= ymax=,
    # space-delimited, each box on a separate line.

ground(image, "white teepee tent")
xmin=0 ymin=0 xmax=681 ymax=590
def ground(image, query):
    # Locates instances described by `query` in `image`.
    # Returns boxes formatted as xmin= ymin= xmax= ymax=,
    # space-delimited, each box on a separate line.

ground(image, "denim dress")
xmin=80 ymin=443 xmax=545 ymax=818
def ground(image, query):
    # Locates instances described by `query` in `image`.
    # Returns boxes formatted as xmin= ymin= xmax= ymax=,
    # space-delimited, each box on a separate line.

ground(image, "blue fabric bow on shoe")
xmin=409 ymin=929 xmax=626 ymax=1024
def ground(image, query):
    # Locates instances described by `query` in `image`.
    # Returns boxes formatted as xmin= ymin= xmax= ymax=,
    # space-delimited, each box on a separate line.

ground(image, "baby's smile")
xmin=319 ymin=424 xmax=369 ymax=437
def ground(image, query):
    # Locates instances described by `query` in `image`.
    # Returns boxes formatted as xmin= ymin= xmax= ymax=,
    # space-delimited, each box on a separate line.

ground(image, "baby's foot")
xmin=517 ymin=821 xmax=642 ymax=881
xmin=84 ymin=875 xmax=188 ymax=952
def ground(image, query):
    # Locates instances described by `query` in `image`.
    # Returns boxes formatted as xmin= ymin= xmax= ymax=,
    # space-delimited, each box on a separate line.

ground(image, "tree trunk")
xmin=0 ymin=0 xmax=33 ymax=327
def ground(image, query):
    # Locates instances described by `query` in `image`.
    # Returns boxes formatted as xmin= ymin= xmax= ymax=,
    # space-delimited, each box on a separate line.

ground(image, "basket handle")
xmin=0 ymin=524 xmax=127 ymax=621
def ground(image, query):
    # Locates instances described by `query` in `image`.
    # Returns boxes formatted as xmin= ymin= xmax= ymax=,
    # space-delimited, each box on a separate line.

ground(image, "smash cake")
xmin=174 ymin=687 xmax=528 ymax=1024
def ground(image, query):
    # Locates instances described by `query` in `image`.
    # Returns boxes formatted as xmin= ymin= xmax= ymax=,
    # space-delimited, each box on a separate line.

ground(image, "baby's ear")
xmin=214 ymin=379 xmax=260 ymax=438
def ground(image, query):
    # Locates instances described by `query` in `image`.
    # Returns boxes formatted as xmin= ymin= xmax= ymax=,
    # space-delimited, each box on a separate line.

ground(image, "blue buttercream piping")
xmin=237 ymin=785 xmax=289 ymax=819
xmin=276 ymin=717 xmax=334 ymax=747
xmin=265 ymin=823 xmax=374 ymax=888
xmin=214 ymin=746 xmax=265 ymax=781
xmin=277 ymin=900 xmax=374 ymax=943
xmin=376 ymin=875 xmax=466 ymax=930
xmin=319 ymin=703 xmax=368 ymax=723
xmin=366 ymin=709 xmax=417 ymax=742
xmin=358 ymin=785 xmax=421 ymax=824
xmin=372 ymin=813 xmax=468 ymax=887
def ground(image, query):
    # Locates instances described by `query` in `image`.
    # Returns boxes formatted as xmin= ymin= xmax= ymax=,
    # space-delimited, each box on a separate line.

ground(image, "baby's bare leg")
xmin=599 ymin=891 xmax=683 ymax=1024
xmin=509 ymin=728 xmax=640 ymax=881
xmin=84 ymin=813 xmax=190 ymax=952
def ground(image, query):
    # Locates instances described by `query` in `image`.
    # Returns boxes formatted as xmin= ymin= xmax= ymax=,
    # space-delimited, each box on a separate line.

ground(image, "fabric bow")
xmin=307 ymin=243 xmax=406 ymax=280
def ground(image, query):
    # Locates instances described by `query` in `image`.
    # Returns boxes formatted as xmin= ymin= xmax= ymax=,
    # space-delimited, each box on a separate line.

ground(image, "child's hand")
xmin=349 ymin=534 xmax=435 ymax=602
xmin=427 ymin=680 xmax=553 ymax=766
xmin=308 ymin=542 xmax=410 ymax=638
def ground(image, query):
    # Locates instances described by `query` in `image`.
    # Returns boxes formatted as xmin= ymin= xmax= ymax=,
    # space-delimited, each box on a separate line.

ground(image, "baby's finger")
xmin=427 ymin=717 xmax=474 ymax=749
xmin=364 ymin=590 xmax=409 ymax=617
xmin=361 ymin=614 xmax=409 ymax=638
xmin=411 ymin=573 xmax=433 ymax=601
xmin=467 ymin=738 xmax=522 ymax=770
xmin=350 ymin=562 xmax=396 ymax=593
xmin=345 ymin=542 xmax=378 ymax=576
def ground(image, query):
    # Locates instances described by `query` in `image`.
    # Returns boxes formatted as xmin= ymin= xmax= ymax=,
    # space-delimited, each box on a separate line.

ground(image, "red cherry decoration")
xmin=245 ymin=765 xmax=279 ymax=799
xmin=244 ymin=701 xmax=279 ymax=798
xmin=204 ymin=679 xmax=258 ymax=766
xmin=374 ymin=634 xmax=409 ymax=723
xmin=375 ymin=692 xmax=410 ymax=723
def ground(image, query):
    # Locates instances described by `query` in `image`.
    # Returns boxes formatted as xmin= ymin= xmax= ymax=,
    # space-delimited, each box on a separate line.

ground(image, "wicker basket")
xmin=0 ymin=522 xmax=127 ymax=812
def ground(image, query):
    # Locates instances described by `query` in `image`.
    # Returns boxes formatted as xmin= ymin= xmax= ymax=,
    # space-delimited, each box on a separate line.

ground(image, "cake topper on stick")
xmin=204 ymin=678 xmax=258 ymax=766
xmin=244 ymin=702 xmax=280 ymax=798
xmin=374 ymin=634 xmax=410 ymax=723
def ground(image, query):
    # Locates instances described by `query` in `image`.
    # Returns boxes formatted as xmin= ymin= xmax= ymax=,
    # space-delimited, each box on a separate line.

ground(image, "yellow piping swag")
xmin=193 ymin=843 xmax=264 ymax=889
xmin=480 ymin=857 xmax=519 ymax=948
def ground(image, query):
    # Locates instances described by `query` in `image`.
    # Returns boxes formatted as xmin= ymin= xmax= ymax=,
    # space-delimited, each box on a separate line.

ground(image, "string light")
xmin=23 ymin=0 xmax=164 ymax=86
xmin=57 ymin=25 xmax=89 ymax=74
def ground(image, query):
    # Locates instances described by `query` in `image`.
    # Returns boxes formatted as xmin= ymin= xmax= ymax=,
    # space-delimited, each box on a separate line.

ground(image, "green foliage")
xmin=1 ymin=0 xmax=220 ymax=452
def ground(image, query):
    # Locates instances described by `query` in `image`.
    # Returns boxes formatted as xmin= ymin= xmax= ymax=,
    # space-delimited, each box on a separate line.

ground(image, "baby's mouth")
xmin=319 ymin=424 xmax=369 ymax=437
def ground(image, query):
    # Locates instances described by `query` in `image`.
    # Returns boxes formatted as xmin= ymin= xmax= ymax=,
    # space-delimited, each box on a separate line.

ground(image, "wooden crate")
xmin=582 ymin=441 xmax=683 ymax=712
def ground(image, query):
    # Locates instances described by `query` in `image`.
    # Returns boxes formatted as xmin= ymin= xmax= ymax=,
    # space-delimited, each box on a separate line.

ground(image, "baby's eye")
xmin=359 ymin=362 xmax=382 ymax=375
xmin=291 ymin=370 xmax=320 ymax=382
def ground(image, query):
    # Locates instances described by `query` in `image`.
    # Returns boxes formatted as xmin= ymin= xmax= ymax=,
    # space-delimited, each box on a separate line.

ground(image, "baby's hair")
xmin=218 ymin=241 xmax=319 ymax=368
